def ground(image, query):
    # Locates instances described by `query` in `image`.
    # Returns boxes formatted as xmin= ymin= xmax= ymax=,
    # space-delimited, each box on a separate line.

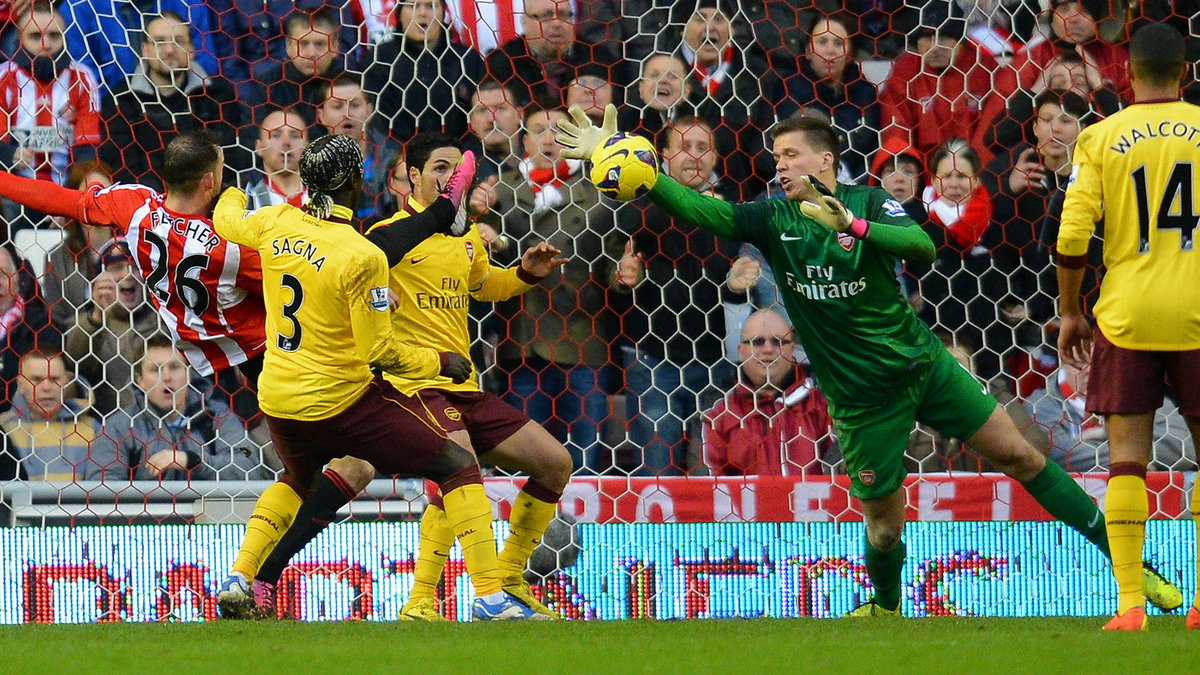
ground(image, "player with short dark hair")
xmin=768 ymin=114 xmax=842 ymax=161
xmin=160 ymin=132 xmax=222 ymax=191
xmin=213 ymin=134 xmax=538 ymax=621
xmin=403 ymin=132 xmax=461 ymax=184
xmin=557 ymin=106 xmax=1183 ymax=617
xmin=1057 ymin=22 xmax=1200 ymax=632
xmin=0 ymin=130 xmax=262 ymax=378
xmin=366 ymin=131 xmax=571 ymax=620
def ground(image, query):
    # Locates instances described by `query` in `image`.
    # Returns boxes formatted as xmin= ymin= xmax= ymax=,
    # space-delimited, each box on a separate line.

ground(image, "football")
xmin=589 ymin=132 xmax=660 ymax=201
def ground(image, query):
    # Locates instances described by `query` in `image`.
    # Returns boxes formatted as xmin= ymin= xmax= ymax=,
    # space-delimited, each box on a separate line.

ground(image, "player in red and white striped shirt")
xmin=446 ymin=0 xmax=526 ymax=54
xmin=0 ymin=134 xmax=266 ymax=378
xmin=0 ymin=2 xmax=101 ymax=186
xmin=355 ymin=0 xmax=535 ymax=52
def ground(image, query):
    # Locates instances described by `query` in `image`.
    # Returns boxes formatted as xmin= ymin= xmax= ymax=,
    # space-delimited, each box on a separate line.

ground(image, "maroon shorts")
xmin=415 ymin=389 xmax=529 ymax=454
xmin=264 ymin=377 xmax=450 ymax=487
xmin=1087 ymin=328 xmax=1200 ymax=416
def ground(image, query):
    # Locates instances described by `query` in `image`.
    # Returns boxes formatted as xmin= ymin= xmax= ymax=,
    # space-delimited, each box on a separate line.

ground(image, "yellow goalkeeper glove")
xmin=796 ymin=175 xmax=870 ymax=239
xmin=555 ymin=104 xmax=618 ymax=161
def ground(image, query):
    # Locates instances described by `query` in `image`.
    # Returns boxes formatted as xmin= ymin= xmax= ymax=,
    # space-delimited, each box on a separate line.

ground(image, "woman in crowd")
xmin=909 ymin=139 xmax=1005 ymax=378
xmin=777 ymin=12 xmax=880 ymax=181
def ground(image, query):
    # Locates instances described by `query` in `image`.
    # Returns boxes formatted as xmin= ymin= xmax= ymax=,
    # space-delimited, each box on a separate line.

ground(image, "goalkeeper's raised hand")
xmin=796 ymin=175 xmax=870 ymax=239
xmin=555 ymin=103 xmax=618 ymax=161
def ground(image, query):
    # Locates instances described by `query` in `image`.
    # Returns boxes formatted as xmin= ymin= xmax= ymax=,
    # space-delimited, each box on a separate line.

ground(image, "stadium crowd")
xmin=0 ymin=0 xmax=1196 ymax=487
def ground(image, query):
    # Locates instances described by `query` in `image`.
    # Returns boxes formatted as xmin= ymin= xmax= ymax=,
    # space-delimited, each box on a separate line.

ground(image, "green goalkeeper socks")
xmin=1021 ymin=462 xmax=1111 ymax=559
xmin=865 ymin=539 xmax=906 ymax=612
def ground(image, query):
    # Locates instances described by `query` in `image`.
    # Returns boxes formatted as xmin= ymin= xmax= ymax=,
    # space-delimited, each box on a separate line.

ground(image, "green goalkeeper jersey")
xmin=649 ymin=175 xmax=939 ymax=408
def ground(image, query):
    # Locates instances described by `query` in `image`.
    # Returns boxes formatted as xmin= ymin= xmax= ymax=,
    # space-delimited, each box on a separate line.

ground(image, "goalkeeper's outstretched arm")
xmin=859 ymin=219 xmax=936 ymax=265
xmin=646 ymin=173 xmax=739 ymax=240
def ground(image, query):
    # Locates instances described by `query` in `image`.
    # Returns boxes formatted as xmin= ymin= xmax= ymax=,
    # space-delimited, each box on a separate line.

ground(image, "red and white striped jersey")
xmin=77 ymin=183 xmax=267 ymax=376
xmin=357 ymin=0 xmax=586 ymax=54
xmin=0 ymin=60 xmax=101 ymax=185
xmin=446 ymin=0 xmax=525 ymax=54
xmin=355 ymin=0 xmax=399 ymax=43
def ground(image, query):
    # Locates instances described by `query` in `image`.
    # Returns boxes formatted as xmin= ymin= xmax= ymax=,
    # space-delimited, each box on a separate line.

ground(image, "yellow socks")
xmin=231 ymin=481 xmax=303 ymax=578
xmin=1193 ymin=479 xmax=1200 ymax=611
xmin=497 ymin=487 xmax=558 ymax=579
xmin=1106 ymin=466 xmax=1148 ymax=614
xmin=442 ymin=483 xmax=502 ymax=597
xmin=412 ymin=481 xmax=560 ymax=598
xmin=408 ymin=503 xmax=454 ymax=601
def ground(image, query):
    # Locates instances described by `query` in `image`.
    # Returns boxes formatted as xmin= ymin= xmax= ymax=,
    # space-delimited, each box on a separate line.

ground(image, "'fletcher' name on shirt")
xmin=151 ymin=212 xmax=220 ymax=252
xmin=1109 ymin=121 xmax=1200 ymax=154
xmin=271 ymin=237 xmax=326 ymax=271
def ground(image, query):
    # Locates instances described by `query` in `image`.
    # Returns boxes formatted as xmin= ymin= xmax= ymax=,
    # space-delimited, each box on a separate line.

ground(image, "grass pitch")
xmin=7 ymin=617 xmax=1200 ymax=674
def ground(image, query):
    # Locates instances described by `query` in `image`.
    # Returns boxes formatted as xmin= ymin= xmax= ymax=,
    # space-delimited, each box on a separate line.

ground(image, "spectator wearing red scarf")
xmin=908 ymin=139 xmax=1007 ymax=380
xmin=518 ymin=152 xmax=582 ymax=215
xmin=672 ymin=2 xmax=776 ymax=198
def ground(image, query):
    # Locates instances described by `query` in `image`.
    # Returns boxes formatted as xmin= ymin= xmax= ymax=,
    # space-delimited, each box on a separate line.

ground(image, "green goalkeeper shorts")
xmin=830 ymin=346 xmax=997 ymax=501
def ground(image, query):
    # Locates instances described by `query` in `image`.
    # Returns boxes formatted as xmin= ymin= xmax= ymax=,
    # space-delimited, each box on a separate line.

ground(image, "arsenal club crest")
xmin=837 ymin=232 xmax=855 ymax=251
xmin=465 ymin=240 xmax=475 ymax=261
xmin=859 ymin=470 xmax=876 ymax=486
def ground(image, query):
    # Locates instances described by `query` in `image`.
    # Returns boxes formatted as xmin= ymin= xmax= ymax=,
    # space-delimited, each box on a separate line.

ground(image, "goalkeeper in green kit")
xmin=557 ymin=107 xmax=1183 ymax=616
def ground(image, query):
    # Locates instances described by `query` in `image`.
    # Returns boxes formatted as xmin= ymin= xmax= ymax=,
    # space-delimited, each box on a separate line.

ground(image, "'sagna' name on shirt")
xmin=271 ymin=238 xmax=326 ymax=271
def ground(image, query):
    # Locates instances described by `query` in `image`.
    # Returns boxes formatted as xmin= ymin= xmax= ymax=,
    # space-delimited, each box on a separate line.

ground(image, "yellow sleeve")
xmin=212 ymin=187 xmax=264 ymax=247
xmin=472 ymin=266 xmax=534 ymax=302
xmin=345 ymin=250 xmax=443 ymax=380
xmin=467 ymin=231 xmax=534 ymax=301
xmin=1057 ymin=128 xmax=1103 ymax=257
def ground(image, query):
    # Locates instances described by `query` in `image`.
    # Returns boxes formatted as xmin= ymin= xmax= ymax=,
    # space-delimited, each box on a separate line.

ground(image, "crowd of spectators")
xmin=0 ymin=0 xmax=1197 ymax=485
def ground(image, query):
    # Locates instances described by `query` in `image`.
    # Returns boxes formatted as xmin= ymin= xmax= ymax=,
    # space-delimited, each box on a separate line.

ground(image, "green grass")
xmin=5 ymin=617 xmax=1200 ymax=674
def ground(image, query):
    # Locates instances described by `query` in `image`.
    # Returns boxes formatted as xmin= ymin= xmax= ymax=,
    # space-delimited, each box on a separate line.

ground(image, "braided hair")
xmin=299 ymin=134 xmax=363 ymax=219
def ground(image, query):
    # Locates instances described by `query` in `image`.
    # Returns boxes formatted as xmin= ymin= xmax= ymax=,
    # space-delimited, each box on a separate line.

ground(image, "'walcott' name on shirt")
xmin=1109 ymin=121 xmax=1200 ymax=154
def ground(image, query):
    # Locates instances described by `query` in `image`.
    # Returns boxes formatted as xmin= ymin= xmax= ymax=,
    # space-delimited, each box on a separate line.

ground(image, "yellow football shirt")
xmin=1059 ymin=100 xmax=1200 ymax=350
xmin=214 ymin=190 xmax=442 ymax=420
xmin=367 ymin=202 xmax=533 ymax=396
